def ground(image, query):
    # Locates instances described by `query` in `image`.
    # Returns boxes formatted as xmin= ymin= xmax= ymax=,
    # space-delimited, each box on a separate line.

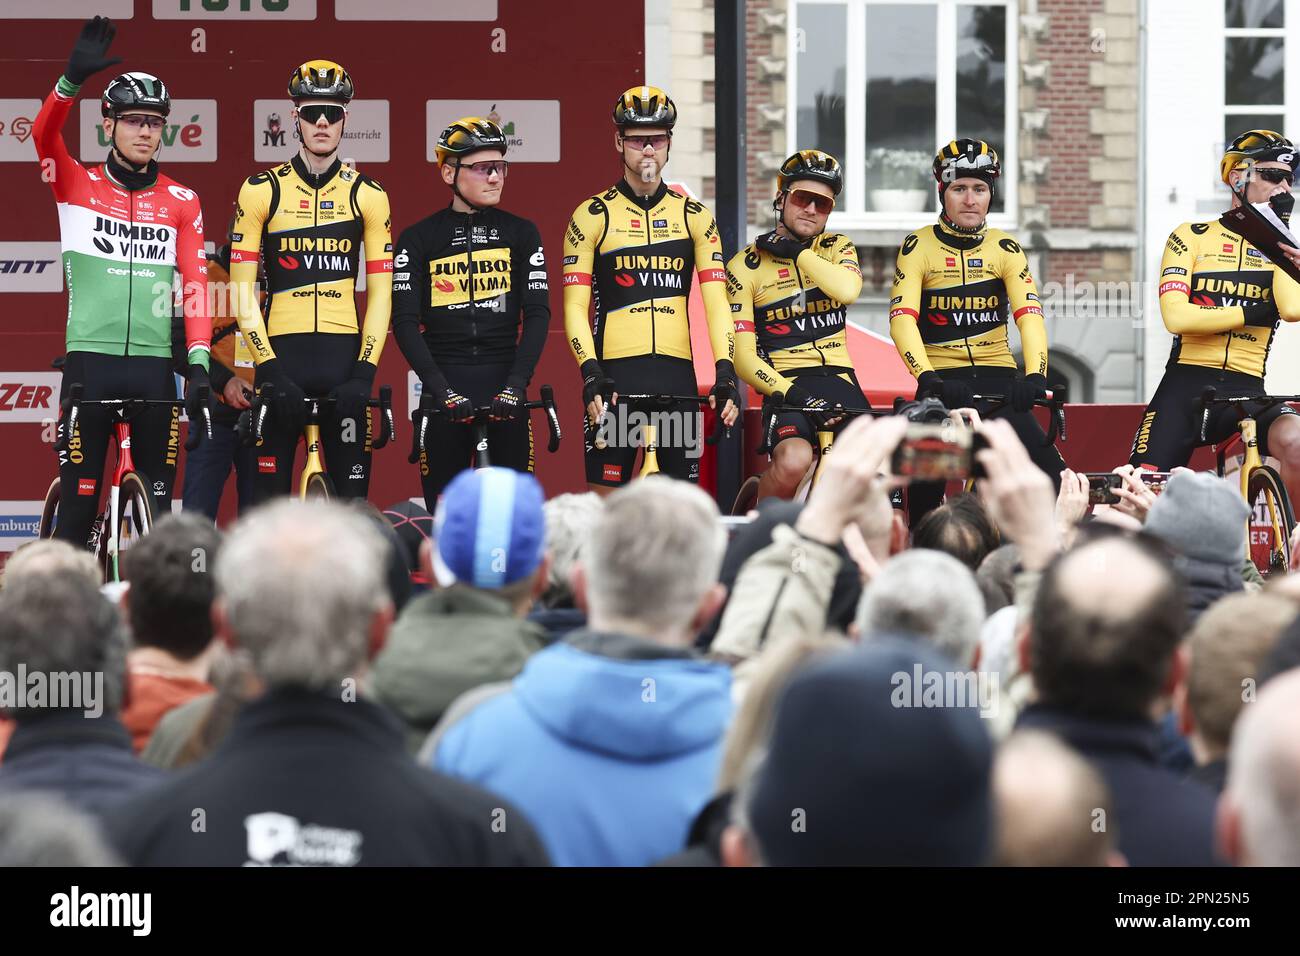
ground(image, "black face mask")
xmin=1269 ymin=189 xmax=1295 ymax=227
xmin=105 ymin=148 xmax=158 ymax=192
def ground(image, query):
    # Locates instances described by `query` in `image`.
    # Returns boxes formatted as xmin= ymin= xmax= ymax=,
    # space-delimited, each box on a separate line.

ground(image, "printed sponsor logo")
xmin=563 ymin=255 xmax=578 ymax=266
xmin=1247 ymin=248 xmax=1263 ymax=258
xmin=254 ymin=98 xmax=389 ymax=163
xmin=335 ymin=0 xmax=496 ymax=17
xmin=0 ymin=501 xmax=44 ymax=553
xmin=258 ymin=456 xmax=278 ymax=474
xmin=1161 ymin=266 xmax=1188 ymax=276
xmin=153 ymin=0 xmax=316 ymax=18
xmin=777 ymin=268 xmax=790 ymax=279
xmin=0 ymin=372 xmax=60 ymax=422
xmin=968 ymin=258 xmax=982 ymax=268
xmin=426 ymin=100 xmax=560 ymax=163
xmin=777 ymin=425 xmax=798 ymax=438
xmin=78 ymin=478 xmax=97 ymax=496
xmin=1223 ymin=243 xmax=1234 ymax=254
xmin=945 ymin=257 xmax=956 ymax=267
xmin=529 ymin=248 xmax=545 ymax=267
xmin=601 ymin=464 xmax=623 ymax=482
xmin=81 ymin=99 xmax=217 ymax=163
xmin=0 ymin=100 xmax=40 ymax=162
xmin=529 ymin=270 xmax=547 ymax=280
xmin=0 ymin=243 xmax=63 ymax=293
xmin=630 ymin=219 xmax=641 ymax=229
xmin=1159 ymin=280 xmax=1191 ymax=296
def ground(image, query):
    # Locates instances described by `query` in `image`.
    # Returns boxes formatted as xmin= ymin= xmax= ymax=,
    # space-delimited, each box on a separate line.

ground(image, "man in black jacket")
xmin=1015 ymin=533 xmax=1220 ymax=866
xmin=392 ymin=117 xmax=550 ymax=509
xmin=0 ymin=560 xmax=163 ymax=818
xmin=104 ymin=500 xmax=549 ymax=866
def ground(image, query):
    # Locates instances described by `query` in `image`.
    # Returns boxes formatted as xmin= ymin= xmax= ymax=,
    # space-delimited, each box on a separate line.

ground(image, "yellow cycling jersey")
xmin=562 ymin=179 xmax=732 ymax=366
xmin=230 ymin=154 xmax=393 ymax=366
xmin=889 ymin=222 xmax=1047 ymax=379
xmin=1157 ymin=219 xmax=1300 ymax=376
xmin=725 ymin=232 xmax=863 ymax=396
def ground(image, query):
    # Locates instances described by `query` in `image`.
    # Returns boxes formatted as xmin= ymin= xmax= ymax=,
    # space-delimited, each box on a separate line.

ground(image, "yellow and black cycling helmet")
xmin=613 ymin=85 xmax=677 ymax=130
xmin=777 ymin=149 xmax=843 ymax=196
xmin=288 ymin=59 xmax=354 ymax=103
xmin=435 ymin=117 xmax=508 ymax=165
xmin=933 ymin=139 xmax=1001 ymax=195
xmin=1221 ymin=129 xmax=1298 ymax=185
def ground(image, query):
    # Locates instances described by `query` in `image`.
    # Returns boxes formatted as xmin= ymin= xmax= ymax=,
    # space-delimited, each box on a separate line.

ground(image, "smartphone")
xmin=891 ymin=422 xmax=987 ymax=482
xmin=1086 ymin=473 xmax=1123 ymax=505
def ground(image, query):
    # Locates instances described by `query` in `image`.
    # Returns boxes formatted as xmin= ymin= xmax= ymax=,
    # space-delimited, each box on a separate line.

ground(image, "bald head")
xmin=994 ymin=730 xmax=1118 ymax=866
xmin=1221 ymin=669 xmax=1300 ymax=866
xmin=1030 ymin=536 xmax=1187 ymax=720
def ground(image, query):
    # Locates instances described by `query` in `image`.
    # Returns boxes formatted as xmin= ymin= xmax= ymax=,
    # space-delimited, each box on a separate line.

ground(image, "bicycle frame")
xmin=297 ymin=403 xmax=329 ymax=500
xmin=103 ymin=415 xmax=139 ymax=577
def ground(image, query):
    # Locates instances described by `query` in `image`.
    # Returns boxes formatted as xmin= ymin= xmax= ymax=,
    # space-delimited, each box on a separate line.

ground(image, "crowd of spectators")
xmin=2 ymin=414 xmax=1299 ymax=867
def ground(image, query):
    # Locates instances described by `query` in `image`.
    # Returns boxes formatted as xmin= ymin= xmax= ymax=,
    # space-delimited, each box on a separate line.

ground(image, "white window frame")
xmin=1223 ymin=0 xmax=1294 ymax=150
xmin=787 ymin=0 xmax=1018 ymax=232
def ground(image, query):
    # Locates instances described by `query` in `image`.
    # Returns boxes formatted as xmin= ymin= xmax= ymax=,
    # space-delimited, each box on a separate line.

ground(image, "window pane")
xmin=864 ymin=4 xmax=937 ymax=212
xmin=794 ymin=3 xmax=847 ymax=164
xmin=1226 ymin=0 xmax=1283 ymax=29
xmin=1225 ymin=36 xmax=1284 ymax=105
xmin=1225 ymin=113 xmax=1287 ymax=148
xmin=956 ymin=5 xmax=1006 ymax=213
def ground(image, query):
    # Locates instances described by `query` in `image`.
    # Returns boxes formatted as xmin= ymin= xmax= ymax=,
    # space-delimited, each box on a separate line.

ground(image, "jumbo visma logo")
xmin=427 ymin=251 xmax=513 ymax=299
xmin=275 ymin=236 xmax=353 ymax=273
xmin=91 ymin=218 xmax=172 ymax=261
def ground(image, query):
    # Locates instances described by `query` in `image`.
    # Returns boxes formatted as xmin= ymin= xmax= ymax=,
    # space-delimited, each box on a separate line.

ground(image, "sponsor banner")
xmin=0 ymin=100 xmax=41 ymax=162
xmin=152 ymin=0 xmax=316 ymax=19
xmin=426 ymin=100 xmax=560 ymax=163
xmin=0 ymin=0 xmax=132 ymax=17
xmin=0 ymin=242 xmax=64 ymax=293
xmin=80 ymin=99 xmax=217 ymax=162
xmin=335 ymin=0 xmax=496 ymax=19
xmin=254 ymin=99 xmax=389 ymax=163
xmin=0 ymin=501 xmax=44 ymax=553
xmin=0 ymin=373 xmax=61 ymax=422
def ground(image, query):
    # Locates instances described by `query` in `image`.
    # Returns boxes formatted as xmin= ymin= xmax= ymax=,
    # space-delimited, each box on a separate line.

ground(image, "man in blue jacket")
xmin=426 ymin=476 xmax=733 ymax=867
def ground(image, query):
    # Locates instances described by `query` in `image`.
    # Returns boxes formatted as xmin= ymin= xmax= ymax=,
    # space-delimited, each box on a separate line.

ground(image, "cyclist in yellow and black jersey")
xmin=1131 ymin=129 xmax=1300 ymax=506
xmin=563 ymin=86 xmax=738 ymax=491
xmin=890 ymin=139 xmax=1064 ymax=523
xmin=727 ymin=149 xmax=867 ymax=501
xmin=230 ymin=60 xmax=393 ymax=503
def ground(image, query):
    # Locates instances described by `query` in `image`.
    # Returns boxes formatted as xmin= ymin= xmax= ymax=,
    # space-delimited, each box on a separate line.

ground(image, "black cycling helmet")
xmin=436 ymin=117 xmax=508 ymax=165
xmin=1221 ymin=129 xmax=1298 ymax=185
xmin=933 ymin=138 xmax=1001 ymax=193
xmin=101 ymin=72 xmax=170 ymax=118
xmin=777 ymin=149 xmax=843 ymax=196
xmin=288 ymin=59 xmax=354 ymax=103
xmin=613 ymin=85 xmax=677 ymax=130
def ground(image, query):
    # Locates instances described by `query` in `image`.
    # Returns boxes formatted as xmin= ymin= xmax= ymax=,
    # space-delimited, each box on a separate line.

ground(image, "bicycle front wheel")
xmin=1246 ymin=464 xmax=1295 ymax=576
xmin=304 ymin=471 xmax=335 ymax=501
xmin=38 ymin=476 xmax=60 ymax=538
xmin=102 ymin=471 xmax=156 ymax=582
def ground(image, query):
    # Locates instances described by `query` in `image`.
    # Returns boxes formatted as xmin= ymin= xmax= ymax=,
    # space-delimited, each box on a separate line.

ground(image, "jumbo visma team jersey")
xmin=562 ymin=179 xmax=733 ymax=366
xmin=888 ymin=222 xmax=1047 ymax=379
xmin=33 ymin=77 xmax=210 ymax=367
xmin=725 ymin=233 xmax=864 ymax=396
xmin=229 ymin=154 xmax=393 ymax=366
xmin=1157 ymin=220 xmax=1300 ymax=377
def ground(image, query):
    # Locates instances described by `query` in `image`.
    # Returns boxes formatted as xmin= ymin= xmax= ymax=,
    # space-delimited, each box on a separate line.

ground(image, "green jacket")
xmin=370 ymin=586 xmax=546 ymax=754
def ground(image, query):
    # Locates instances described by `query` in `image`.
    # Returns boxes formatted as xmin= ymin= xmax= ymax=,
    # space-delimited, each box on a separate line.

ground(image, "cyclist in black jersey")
xmin=392 ymin=117 xmax=550 ymax=508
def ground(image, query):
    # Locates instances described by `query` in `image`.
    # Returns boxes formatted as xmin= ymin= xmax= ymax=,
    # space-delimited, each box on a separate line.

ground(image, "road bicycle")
xmin=1200 ymin=387 xmax=1298 ymax=574
xmin=408 ymin=384 xmax=563 ymax=467
xmin=238 ymin=385 xmax=394 ymax=499
xmin=38 ymin=383 xmax=211 ymax=581
xmin=590 ymin=391 xmax=729 ymax=481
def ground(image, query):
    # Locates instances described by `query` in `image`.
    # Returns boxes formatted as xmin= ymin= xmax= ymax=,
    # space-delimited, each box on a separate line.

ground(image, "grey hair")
xmin=0 ymin=572 xmax=127 ymax=719
xmin=215 ymin=499 xmax=391 ymax=690
xmin=0 ymin=793 xmax=120 ymax=866
xmin=857 ymin=549 xmax=986 ymax=667
xmin=540 ymin=493 xmax=604 ymax=607
xmin=584 ymin=477 xmax=726 ymax=635
xmin=1226 ymin=668 xmax=1300 ymax=866
xmin=2 ymin=539 xmax=101 ymax=591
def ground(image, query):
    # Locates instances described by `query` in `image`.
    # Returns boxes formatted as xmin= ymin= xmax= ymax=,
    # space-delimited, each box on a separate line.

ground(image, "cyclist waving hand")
xmin=35 ymin=16 xmax=211 ymax=548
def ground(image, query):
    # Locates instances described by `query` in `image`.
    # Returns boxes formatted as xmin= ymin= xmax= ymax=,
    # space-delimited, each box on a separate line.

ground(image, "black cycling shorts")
xmin=770 ymin=366 xmax=869 ymax=451
xmin=1129 ymin=363 xmax=1298 ymax=469
xmin=584 ymin=355 xmax=701 ymax=486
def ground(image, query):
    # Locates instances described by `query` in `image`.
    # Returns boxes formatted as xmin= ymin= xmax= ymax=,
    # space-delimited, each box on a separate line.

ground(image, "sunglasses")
xmin=454 ymin=160 xmax=509 ymax=178
xmin=117 ymin=114 xmax=166 ymax=131
xmin=788 ymin=188 xmax=835 ymax=215
xmin=297 ymin=104 xmax=346 ymax=125
xmin=622 ymin=134 xmax=670 ymax=151
xmin=1254 ymin=167 xmax=1295 ymax=185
